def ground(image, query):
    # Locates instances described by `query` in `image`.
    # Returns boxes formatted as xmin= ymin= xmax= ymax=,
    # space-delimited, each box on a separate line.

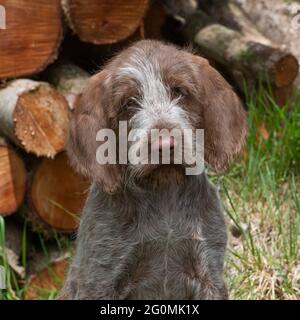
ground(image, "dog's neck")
xmin=87 ymin=171 xmax=219 ymax=244
xmin=136 ymin=165 xmax=186 ymax=190
xmin=92 ymin=172 xmax=211 ymax=217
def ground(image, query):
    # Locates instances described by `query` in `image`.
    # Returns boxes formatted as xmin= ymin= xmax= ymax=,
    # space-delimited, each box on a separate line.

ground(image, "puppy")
xmin=59 ymin=40 xmax=247 ymax=300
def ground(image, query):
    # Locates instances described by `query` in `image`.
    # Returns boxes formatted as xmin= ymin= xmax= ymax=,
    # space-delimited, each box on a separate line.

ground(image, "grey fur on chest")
xmin=63 ymin=173 xmax=228 ymax=300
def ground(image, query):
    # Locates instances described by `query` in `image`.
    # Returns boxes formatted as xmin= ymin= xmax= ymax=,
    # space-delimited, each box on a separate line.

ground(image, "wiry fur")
xmin=59 ymin=40 xmax=247 ymax=300
xmin=59 ymin=174 xmax=228 ymax=299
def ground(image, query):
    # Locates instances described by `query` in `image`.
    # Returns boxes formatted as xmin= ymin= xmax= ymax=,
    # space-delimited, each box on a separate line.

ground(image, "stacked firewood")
xmin=0 ymin=0 xmax=151 ymax=228
xmin=0 ymin=0 xmax=153 ymax=298
xmin=0 ymin=0 xmax=299 ymax=298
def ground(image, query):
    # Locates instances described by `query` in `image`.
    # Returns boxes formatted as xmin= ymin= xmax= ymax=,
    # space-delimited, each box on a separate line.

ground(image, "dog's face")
xmin=68 ymin=40 xmax=247 ymax=193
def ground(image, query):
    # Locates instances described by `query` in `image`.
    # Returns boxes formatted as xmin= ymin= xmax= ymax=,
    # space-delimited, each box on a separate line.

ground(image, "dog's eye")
xmin=172 ymin=87 xmax=188 ymax=99
xmin=121 ymin=97 xmax=137 ymax=110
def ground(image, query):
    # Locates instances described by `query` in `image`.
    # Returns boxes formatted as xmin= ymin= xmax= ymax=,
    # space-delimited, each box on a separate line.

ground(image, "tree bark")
xmin=61 ymin=0 xmax=149 ymax=44
xmin=25 ymin=152 xmax=89 ymax=237
xmin=196 ymin=24 xmax=298 ymax=88
xmin=45 ymin=63 xmax=89 ymax=110
xmin=0 ymin=138 xmax=26 ymax=216
xmin=233 ymin=0 xmax=300 ymax=90
xmin=0 ymin=80 xmax=70 ymax=158
xmin=0 ymin=0 xmax=63 ymax=80
xmin=183 ymin=14 xmax=298 ymax=90
xmin=200 ymin=0 xmax=274 ymax=47
xmin=232 ymin=0 xmax=300 ymax=53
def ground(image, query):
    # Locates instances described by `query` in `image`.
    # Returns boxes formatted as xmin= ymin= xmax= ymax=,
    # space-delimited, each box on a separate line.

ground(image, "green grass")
xmin=216 ymin=87 xmax=300 ymax=299
xmin=0 ymin=87 xmax=299 ymax=300
xmin=0 ymin=220 xmax=70 ymax=300
xmin=0 ymin=217 xmax=21 ymax=300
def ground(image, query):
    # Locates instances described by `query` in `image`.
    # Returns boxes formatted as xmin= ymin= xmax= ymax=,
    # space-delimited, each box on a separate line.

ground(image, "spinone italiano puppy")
xmin=59 ymin=40 xmax=247 ymax=300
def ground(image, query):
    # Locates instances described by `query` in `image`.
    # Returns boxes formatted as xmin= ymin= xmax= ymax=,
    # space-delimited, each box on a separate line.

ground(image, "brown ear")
xmin=193 ymin=56 xmax=247 ymax=172
xmin=67 ymin=71 xmax=121 ymax=193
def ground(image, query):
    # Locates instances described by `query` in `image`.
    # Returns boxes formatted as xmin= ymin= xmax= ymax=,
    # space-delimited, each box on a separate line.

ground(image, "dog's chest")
xmin=83 ymin=176 xmax=227 ymax=299
xmin=115 ymin=190 xmax=212 ymax=298
xmin=134 ymin=192 xmax=204 ymax=242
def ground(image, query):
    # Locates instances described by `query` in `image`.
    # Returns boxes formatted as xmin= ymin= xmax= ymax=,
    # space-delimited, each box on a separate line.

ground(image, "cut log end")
xmin=0 ymin=143 xmax=26 ymax=216
xmin=13 ymin=83 xmax=70 ymax=158
xmin=63 ymin=0 xmax=149 ymax=44
xmin=273 ymin=86 xmax=293 ymax=107
xmin=0 ymin=0 xmax=62 ymax=80
xmin=191 ymin=20 xmax=299 ymax=91
xmin=272 ymin=54 xmax=299 ymax=88
xmin=27 ymin=152 xmax=89 ymax=235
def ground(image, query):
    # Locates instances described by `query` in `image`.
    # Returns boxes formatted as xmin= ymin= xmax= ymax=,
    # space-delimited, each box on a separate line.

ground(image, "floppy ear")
xmin=67 ymin=71 xmax=121 ymax=194
xmin=193 ymin=56 xmax=247 ymax=172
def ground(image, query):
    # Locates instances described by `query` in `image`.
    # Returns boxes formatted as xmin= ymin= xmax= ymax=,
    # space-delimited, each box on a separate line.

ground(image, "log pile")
xmin=231 ymin=0 xmax=300 ymax=94
xmin=0 ymin=0 xmax=299 ymax=299
xmin=181 ymin=0 xmax=299 ymax=104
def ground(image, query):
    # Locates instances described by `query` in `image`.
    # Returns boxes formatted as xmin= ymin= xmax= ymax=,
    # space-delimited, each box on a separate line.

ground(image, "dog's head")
xmin=68 ymin=40 xmax=247 ymax=193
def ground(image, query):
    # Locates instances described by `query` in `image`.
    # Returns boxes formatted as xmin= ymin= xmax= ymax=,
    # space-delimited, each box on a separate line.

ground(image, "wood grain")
xmin=0 ymin=0 xmax=62 ymax=80
xmin=62 ymin=0 xmax=149 ymax=44
xmin=27 ymin=152 xmax=89 ymax=235
xmin=0 ymin=79 xmax=70 ymax=158
xmin=0 ymin=140 xmax=26 ymax=216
